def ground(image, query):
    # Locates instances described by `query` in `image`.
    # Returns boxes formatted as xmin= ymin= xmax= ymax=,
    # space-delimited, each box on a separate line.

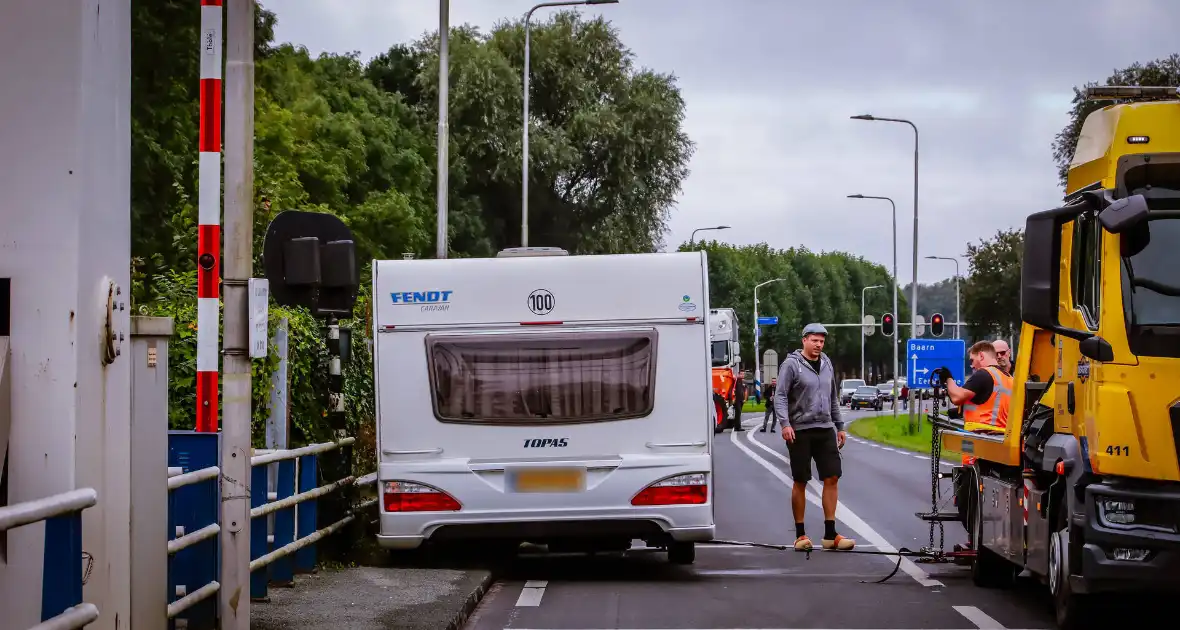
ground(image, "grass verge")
xmin=742 ymin=400 xmax=766 ymax=413
xmin=848 ymin=412 xmax=960 ymax=460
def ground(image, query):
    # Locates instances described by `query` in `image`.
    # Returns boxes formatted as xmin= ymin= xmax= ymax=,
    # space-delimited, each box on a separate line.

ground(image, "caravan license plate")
xmin=507 ymin=467 xmax=585 ymax=493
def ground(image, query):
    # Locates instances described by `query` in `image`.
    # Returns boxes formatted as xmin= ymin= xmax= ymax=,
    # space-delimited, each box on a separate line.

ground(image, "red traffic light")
xmin=881 ymin=312 xmax=895 ymax=337
xmin=930 ymin=312 xmax=945 ymax=337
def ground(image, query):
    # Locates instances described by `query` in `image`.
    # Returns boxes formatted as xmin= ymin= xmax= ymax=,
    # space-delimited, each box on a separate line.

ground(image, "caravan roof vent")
xmin=496 ymin=247 xmax=569 ymax=258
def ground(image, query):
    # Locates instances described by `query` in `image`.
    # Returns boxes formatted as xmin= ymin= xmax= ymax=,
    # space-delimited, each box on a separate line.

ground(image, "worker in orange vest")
xmin=938 ymin=340 xmax=1013 ymax=435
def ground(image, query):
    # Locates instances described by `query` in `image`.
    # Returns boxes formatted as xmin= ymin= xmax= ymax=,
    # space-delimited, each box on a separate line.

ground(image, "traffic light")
xmin=930 ymin=312 xmax=945 ymax=337
xmin=881 ymin=312 xmax=895 ymax=337
xmin=263 ymin=210 xmax=360 ymax=318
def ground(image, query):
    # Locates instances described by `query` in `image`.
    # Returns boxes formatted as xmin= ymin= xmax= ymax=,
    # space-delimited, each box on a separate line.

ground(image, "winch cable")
xmin=695 ymin=539 xmax=973 ymax=584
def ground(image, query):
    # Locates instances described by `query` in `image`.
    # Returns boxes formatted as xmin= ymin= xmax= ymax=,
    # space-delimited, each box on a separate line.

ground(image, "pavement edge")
xmin=445 ymin=569 xmax=497 ymax=630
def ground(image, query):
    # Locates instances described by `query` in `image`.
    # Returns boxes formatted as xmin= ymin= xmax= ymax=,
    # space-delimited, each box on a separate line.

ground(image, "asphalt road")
xmin=462 ymin=408 xmax=1059 ymax=630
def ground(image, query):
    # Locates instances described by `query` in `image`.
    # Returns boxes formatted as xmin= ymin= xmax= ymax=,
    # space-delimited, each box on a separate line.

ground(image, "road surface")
xmin=462 ymin=409 xmax=1060 ymax=629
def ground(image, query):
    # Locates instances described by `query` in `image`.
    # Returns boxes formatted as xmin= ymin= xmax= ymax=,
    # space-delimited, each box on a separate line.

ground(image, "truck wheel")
xmin=1050 ymin=508 xmax=1093 ymax=629
xmin=668 ymin=541 xmax=696 ymax=565
xmin=971 ymin=476 xmax=1016 ymax=588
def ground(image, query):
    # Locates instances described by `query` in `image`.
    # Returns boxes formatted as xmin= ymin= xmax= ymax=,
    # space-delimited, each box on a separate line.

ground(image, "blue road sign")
xmin=906 ymin=338 xmax=967 ymax=389
xmin=757 ymin=316 xmax=779 ymax=326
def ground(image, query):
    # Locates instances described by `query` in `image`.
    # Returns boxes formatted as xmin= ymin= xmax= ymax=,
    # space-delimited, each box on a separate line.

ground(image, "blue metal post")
xmin=41 ymin=512 xmax=83 ymax=621
xmin=250 ymin=464 xmax=269 ymax=600
xmin=295 ymin=454 xmax=317 ymax=573
xmin=271 ymin=459 xmax=296 ymax=585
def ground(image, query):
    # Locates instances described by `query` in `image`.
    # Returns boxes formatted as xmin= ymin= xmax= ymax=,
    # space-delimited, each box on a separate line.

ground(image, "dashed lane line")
xmin=731 ymin=429 xmax=945 ymax=588
xmin=515 ymin=580 xmax=547 ymax=607
xmin=953 ymin=605 xmax=1007 ymax=629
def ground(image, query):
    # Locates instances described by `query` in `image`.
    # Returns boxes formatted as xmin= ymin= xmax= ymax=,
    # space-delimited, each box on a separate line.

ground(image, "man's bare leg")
xmin=821 ymin=476 xmax=855 ymax=549
xmin=822 ymin=476 xmax=838 ymax=520
xmin=792 ymin=480 xmax=812 ymax=550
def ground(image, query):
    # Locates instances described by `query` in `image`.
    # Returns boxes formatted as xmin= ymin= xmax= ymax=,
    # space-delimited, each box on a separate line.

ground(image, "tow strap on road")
xmin=696 ymin=539 xmax=975 ymax=584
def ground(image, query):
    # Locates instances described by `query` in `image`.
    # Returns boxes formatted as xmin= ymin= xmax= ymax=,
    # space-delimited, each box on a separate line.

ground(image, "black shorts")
xmin=785 ymin=427 xmax=842 ymax=482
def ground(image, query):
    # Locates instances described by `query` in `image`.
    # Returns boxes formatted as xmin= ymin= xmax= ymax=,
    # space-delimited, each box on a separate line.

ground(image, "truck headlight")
xmin=1099 ymin=498 xmax=1135 ymax=525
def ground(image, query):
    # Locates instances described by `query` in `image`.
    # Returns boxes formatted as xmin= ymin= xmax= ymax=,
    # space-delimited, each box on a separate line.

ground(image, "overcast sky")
xmin=261 ymin=0 xmax=1178 ymax=283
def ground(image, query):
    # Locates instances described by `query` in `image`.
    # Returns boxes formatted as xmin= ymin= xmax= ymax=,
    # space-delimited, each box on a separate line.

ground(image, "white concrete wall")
xmin=0 ymin=2 xmax=132 ymax=629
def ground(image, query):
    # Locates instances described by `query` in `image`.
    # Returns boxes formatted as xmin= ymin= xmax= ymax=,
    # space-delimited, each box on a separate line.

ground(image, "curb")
xmin=445 ymin=570 xmax=496 ymax=630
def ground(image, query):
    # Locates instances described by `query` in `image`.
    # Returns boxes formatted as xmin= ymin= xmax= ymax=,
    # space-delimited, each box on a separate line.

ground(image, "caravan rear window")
xmin=426 ymin=330 xmax=658 ymax=424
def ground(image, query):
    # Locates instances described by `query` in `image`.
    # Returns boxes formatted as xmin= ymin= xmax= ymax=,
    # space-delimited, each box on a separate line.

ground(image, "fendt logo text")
xmin=391 ymin=290 xmax=453 ymax=312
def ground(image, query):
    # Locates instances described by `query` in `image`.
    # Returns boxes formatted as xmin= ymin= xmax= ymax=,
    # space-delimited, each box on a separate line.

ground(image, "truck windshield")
xmin=1121 ymin=216 xmax=1180 ymax=326
xmin=711 ymin=340 xmax=730 ymax=366
xmin=427 ymin=330 xmax=657 ymax=424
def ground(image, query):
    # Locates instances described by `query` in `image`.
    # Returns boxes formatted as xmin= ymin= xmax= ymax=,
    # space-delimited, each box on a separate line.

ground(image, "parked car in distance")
xmin=849 ymin=386 xmax=883 ymax=411
xmin=839 ymin=379 xmax=866 ymax=406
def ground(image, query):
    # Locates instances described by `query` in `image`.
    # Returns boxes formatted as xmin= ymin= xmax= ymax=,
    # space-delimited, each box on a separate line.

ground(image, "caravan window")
xmin=426 ymin=330 xmax=658 ymax=424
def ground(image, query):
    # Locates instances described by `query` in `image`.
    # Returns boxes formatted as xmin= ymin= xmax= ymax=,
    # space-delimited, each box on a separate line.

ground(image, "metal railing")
xmin=164 ymin=434 xmax=381 ymax=617
xmin=0 ymin=488 xmax=100 ymax=630
xmin=165 ymin=464 xmax=222 ymax=620
xmin=247 ymin=437 xmax=380 ymax=599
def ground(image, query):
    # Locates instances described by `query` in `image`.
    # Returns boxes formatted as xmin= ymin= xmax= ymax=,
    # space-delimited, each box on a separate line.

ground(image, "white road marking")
xmin=733 ymin=430 xmax=945 ymax=588
xmin=953 ymin=605 xmax=1007 ymax=629
xmin=515 ymin=580 xmax=548 ymax=606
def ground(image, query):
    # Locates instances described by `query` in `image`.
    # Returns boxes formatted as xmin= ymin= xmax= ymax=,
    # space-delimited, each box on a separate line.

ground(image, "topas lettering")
xmin=391 ymin=290 xmax=453 ymax=312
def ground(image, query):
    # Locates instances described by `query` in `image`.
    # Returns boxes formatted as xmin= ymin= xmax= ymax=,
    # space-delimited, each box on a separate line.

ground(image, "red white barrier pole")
xmin=196 ymin=0 xmax=223 ymax=432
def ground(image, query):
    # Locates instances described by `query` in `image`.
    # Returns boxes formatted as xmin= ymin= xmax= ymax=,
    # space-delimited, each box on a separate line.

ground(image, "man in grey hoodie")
xmin=773 ymin=323 xmax=856 ymax=552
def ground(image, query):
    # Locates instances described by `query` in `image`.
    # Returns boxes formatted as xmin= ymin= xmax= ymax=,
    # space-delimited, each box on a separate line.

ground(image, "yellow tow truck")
xmin=935 ymin=86 xmax=1180 ymax=629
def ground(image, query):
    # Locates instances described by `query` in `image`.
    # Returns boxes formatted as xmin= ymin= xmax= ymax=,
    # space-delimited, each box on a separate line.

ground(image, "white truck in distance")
xmin=371 ymin=247 xmax=716 ymax=564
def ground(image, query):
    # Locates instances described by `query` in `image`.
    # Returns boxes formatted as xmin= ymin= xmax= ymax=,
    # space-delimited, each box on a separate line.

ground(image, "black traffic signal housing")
xmin=881 ymin=312 xmax=895 ymax=337
xmin=263 ymin=210 xmax=360 ymax=318
xmin=930 ymin=312 xmax=945 ymax=337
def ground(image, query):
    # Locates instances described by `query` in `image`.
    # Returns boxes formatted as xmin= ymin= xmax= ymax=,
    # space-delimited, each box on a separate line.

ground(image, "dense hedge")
xmin=137 ymin=270 xmax=376 ymax=472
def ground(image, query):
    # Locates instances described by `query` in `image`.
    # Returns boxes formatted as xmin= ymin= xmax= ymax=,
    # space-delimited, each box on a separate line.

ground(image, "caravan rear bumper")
xmin=377 ymin=505 xmax=715 ymax=550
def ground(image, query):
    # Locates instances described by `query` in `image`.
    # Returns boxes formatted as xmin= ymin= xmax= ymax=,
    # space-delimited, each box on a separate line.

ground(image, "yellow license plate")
xmin=508 ymin=467 xmax=585 ymax=493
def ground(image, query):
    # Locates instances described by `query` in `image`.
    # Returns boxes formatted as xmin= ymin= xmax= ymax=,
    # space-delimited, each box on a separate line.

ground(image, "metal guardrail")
xmin=165 ymin=435 xmax=381 ymax=614
xmin=0 ymin=488 xmax=100 ymax=630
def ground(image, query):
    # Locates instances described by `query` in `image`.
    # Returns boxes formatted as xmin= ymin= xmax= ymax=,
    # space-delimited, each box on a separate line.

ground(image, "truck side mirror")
xmin=733 ymin=341 xmax=741 ymax=356
xmin=1098 ymin=193 xmax=1148 ymax=234
xmin=1079 ymin=335 xmax=1114 ymax=362
xmin=1021 ymin=201 xmax=1093 ymax=341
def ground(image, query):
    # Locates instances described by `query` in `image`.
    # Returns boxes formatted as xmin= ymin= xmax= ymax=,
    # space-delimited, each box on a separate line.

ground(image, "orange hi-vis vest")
xmin=963 ymin=366 xmax=1013 ymax=434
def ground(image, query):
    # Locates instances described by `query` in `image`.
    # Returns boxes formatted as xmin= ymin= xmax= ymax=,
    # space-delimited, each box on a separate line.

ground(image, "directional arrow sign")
xmin=757 ymin=316 xmax=779 ymax=326
xmin=906 ymin=338 xmax=966 ymax=389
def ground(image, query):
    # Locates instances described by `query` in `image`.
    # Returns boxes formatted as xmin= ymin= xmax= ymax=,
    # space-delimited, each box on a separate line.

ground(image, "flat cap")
xmin=802 ymin=322 xmax=828 ymax=337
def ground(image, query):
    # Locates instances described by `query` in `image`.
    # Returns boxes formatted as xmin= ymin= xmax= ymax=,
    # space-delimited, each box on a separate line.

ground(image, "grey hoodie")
xmin=772 ymin=349 xmax=843 ymax=432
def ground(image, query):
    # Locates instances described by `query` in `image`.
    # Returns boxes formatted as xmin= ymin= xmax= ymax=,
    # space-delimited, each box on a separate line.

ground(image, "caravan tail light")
xmin=383 ymin=481 xmax=461 ymax=512
xmin=631 ymin=473 xmax=708 ymax=506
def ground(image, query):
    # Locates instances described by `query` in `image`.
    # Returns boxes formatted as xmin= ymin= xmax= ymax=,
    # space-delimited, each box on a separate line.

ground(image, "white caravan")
xmin=371 ymin=248 xmax=716 ymax=563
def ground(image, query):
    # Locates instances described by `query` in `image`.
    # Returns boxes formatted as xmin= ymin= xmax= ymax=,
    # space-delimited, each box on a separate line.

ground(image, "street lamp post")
xmin=861 ymin=284 xmax=884 ymax=381
xmin=848 ymin=194 xmax=900 ymax=430
xmin=522 ymin=0 xmax=619 ymax=247
xmin=852 ymin=114 xmax=920 ymax=429
xmin=689 ymin=225 xmax=730 ymax=247
xmin=926 ymin=256 xmax=961 ymax=338
xmin=754 ymin=278 xmax=786 ymax=396
xmin=437 ymin=0 xmax=450 ymax=258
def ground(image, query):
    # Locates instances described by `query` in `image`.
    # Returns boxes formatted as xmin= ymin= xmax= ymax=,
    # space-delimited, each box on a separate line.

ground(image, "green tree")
xmin=685 ymin=241 xmax=906 ymax=381
xmin=374 ymin=11 xmax=695 ymax=255
xmin=962 ymin=229 xmax=1024 ymax=341
xmin=1051 ymin=54 xmax=1180 ymax=190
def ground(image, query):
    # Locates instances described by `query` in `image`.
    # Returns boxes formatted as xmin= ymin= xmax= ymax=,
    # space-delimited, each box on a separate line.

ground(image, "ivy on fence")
xmin=136 ymin=269 xmax=376 ymax=475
